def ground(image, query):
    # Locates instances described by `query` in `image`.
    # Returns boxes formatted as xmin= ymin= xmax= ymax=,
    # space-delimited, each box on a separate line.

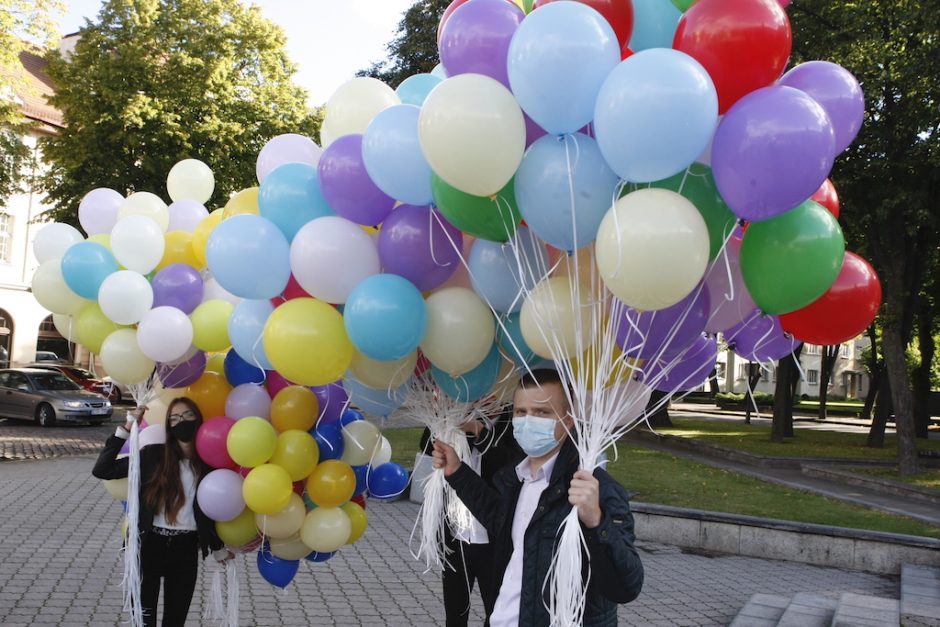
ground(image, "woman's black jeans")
xmin=140 ymin=531 xmax=199 ymax=627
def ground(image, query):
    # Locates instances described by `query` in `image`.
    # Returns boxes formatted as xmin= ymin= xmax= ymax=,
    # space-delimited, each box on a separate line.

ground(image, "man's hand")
xmin=569 ymin=469 xmax=602 ymax=529
xmin=432 ymin=439 xmax=461 ymax=477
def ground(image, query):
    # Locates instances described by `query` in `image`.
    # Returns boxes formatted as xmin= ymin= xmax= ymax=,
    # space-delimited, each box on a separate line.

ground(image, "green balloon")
xmin=431 ymin=173 xmax=521 ymax=242
xmin=740 ymin=200 xmax=845 ymax=315
xmin=670 ymin=0 xmax=697 ymax=10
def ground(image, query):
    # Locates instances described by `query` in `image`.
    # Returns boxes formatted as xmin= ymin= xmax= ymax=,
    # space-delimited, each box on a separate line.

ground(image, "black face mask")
xmin=170 ymin=420 xmax=198 ymax=443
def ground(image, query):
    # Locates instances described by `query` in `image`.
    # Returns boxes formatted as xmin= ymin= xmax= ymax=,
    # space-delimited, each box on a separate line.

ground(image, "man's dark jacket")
xmin=446 ymin=438 xmax=644 ymax=626
xmin=92 ymin=434 xmax=224 ymax=558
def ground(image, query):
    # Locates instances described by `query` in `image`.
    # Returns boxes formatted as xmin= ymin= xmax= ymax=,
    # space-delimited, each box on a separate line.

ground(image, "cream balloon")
xmin=418 ymin=73 xmax=526 ymax=197
xmin=32 ymin=260 xmax=89 ymax=315
xmin=340 ymin=420 xmax=381 ymax=466
xmin=300 ymin=507 xmax=351 ymax=553
xmin=269 ymin=534 xmax=314 ymax=560
xmin=371 ymin=436 xmax=392 ymax=466
xmin=420 ymin=287 xmax=495 ymax=376
xmin=136 ymin=306 xmax=194 ymax=363
xmin=33 ymin=223 xmax=84 ymax=263
xmin=52 ymin=313 xmax=78 ymax=342
xmin=324 ymin=77 xmax=400 ymax=140
xmin=100 ymin=328 xmax=156 ymax=385
xmin=519 ymin=277 xmax=593 ymax=360
xmin=102 ymin=477 xmax=128 ymax=500
xmin=348 ymin=351 xmax=417 ymax=389
xmin=318 ymin=116 xmax=338 ymax=148
xmin=595 ymin=188 xmax=709 ymax=311
xmin=489 ymin=356 xmax=521 ymax=405
xmin=97 ymin=270 xmax=154 ymax=325
xmin=167 ymin=159 xmax=215 ymax=204
xmin=111 ymin=215 xmax=165 ymax=274
xmin=255 ymin=493 xmax=306 ymax=540
xmin=117 ymin=192 xmax=169 ymax=231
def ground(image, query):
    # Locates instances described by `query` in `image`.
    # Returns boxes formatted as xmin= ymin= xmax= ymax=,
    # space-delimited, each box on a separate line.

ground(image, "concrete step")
xmin=776 ymin=592 xmax=838 ymax=627
xmin=728 ymin=593 xmax=790 ymax=627
xmin=831 ymin=592 xmax=899 ymax=627
xmin=901 ymin=563 xmax=940 ymax=626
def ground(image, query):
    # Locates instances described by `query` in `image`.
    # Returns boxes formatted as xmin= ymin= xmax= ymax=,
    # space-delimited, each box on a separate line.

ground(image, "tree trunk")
xmin=743 ymin=362 xmax=762 ymax=424
xmin=867 ymin=375 xmax=891 ymax=448
xmin=912 ymin=299 xmax=934 ymax=439
xmin=707 ymin=367 xmax=720 ymax=396
xmin=772 ymin=345 xmax=803 ymax=442
xmin=645 ymin=389 xmax=673 ymax=428
xmin=818 ymin=344 xmax=839 ymax=420
xmin=882 ymin=323 xmax=919 ymax=474
xmin=861 ymin=366 xmax=882 ymax=423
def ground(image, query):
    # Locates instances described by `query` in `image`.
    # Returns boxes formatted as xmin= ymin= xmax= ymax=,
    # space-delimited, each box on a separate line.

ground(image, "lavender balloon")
xmin=616 ymin=286 xmax=710 ymax=360
xmin=378 ymin=205 xmax=462 ymax=291
xmin=703 ymin=237 xmax=757 ymax=334
xmin=256 ymin=133 xmax=322 ymax=184
xmin=724 ymin=314 xmax=800 ymax=362
xmin=643 ymin=333 xmax=718 ymax=393
xmin=157 ymin=351 xmax=207 ymax=388
xmin=712 ymin=86 xmax=837 ymax=222
xmin=167 ymin=199 xmax=208 ymax=233
xmin=196 ymin=469 xmax=245 ymax=522
xmin=439 ymin=0 xmax=524 ymax=88
xmin=317 ymin=134 xmax=396 ymax=226
xmin=312 ymin=381 xmax=349 ymax=424
xmin=778 ymin=61 xmax=864 ymax=154
xmin=152 ymin=263 xmax=204 ymax=314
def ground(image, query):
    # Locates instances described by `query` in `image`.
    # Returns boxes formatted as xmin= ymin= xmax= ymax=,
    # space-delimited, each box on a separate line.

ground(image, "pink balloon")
xmin=703 ymin=237 xmax=758 ymax=334
xmin=196 ymin=469 xmax=245 ymax=522
xmin=265 ymin=371 xmax=294 ymax=399
xmin=196 ymin=417 xmax=237 ymax=470
xmin=225 ymin=383 xmax=272 ymax=420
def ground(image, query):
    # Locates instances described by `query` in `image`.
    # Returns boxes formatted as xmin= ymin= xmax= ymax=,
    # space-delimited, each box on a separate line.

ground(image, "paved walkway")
xmin=0 ymin=420 xmax=117 ymax=461
xmin=0 ymin=456 xmax=898 ymax=626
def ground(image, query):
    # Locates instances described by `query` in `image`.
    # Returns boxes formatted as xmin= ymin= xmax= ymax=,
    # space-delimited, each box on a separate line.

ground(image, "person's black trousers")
xmin=139 ymin=531 xmax=199 ymax=627
xmin=443 ymin=529 xmax=495 ymax=627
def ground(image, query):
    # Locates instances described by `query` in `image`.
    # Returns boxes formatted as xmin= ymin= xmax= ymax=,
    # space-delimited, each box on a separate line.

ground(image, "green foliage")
xmin=358 ymin=0 xmax=449 ymax=88
xmin=715 ymin=392 xmax=775 ymax=405
xmin=38 ymin=0 xmax=320 ymax=225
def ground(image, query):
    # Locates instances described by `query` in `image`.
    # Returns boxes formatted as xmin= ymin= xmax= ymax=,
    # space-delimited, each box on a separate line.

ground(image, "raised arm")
xmin=434 ymin=439 xmax=506 ymax=533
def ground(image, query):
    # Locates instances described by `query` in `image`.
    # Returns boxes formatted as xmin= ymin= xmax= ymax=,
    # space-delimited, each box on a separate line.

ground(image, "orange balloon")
xmin=271 ymin=386 xmax=319 ymax=433
xmin=305 ymin=460 xmax=356 ymax=508
xmin=185 ymin=371 xmax=232 ymax=419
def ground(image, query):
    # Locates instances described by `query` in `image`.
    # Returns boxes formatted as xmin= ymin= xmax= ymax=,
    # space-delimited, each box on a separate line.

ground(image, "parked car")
xmin=0 ymin=368 xmax=113 ymax=427
xmin=27 ymin=364 xmax=122 ymax=404
xmin=99 ymin=376 xmax=131 ymax=405
xmin=34 ymin=351 xmax=64 ymax=363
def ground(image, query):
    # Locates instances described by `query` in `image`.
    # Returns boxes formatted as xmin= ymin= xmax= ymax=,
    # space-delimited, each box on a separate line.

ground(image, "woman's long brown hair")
xmin=143 ymin=397 xmax=211 ymax=525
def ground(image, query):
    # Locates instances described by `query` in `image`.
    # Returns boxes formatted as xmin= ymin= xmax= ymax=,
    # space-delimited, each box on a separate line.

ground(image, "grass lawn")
xmin=656 ymin=418 xmax=940 ymax=460
xmin=849 ymin=466 xmax=940 ymax=491
xmin=382 ymin=427 xmax=940 ymax=539
xmin=795 ymin=400 xmax=865 ymax=410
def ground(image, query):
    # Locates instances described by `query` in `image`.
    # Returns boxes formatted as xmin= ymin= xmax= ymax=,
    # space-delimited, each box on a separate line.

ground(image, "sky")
xmin=57 ymin=0 xmax=415 ymax=105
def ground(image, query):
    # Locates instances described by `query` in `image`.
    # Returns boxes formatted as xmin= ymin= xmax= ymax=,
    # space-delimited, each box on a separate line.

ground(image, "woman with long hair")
xmin=93 ymin=398 xmax=233 ymax=626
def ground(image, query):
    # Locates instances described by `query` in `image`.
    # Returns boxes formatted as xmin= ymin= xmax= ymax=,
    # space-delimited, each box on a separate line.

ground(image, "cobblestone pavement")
xmin=0 ymin=418 xmax=119 ymax=461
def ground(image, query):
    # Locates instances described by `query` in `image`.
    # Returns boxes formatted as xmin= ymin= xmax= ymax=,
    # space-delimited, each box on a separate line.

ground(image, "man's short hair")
xmin=518 ymin=368 xmax=572 ymax=399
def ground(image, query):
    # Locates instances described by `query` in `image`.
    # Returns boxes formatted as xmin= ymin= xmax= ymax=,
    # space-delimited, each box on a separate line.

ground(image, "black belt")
xmin=152 ymin=527 xmax=197 ymax=537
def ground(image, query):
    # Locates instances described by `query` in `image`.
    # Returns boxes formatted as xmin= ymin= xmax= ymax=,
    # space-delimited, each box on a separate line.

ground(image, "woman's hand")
xmin=124 ymin=406 xmax=147 ymax=431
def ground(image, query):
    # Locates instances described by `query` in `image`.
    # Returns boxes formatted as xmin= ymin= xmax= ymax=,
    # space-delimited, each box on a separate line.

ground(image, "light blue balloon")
xmin=344 ymin=274 xmax=427 ymax=361
xmin=228 ymin=299 xmax=275 ymax=371
xmin=515 ymin=133 xmax=619 ymax=251
xmin=594 ymin=48 xmax=719 ymax=183
xmin=468 ymin=226 xmax=546 ymax=313
xmin=432 ymin=343 xmax=501 ymax=402
xmin=507 ymin=2 xmax=620 ymax=135
xmin=60 ymin=241 xmax=118 ymax=300
xmin=362 ymin=105 xmax=433 ymax=205
xmin=343 ymin=376 xmax=410 ymax=417
xmin=396 ymin=73 xmax=442 ymax=106
xmin=430 ymin=63 xmax=448 ymax=80
xmin=629 ymin=0 xmax=682 ymax=52
xmin=258 ymin=162 xmax=335 ymax=241
xmin=497 ymin=312 xmax=540 ymax=368
xmin=206 ymin=214 xmax=290 ymax=299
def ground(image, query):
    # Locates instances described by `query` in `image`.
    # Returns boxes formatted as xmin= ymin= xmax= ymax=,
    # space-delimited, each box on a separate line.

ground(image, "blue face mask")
xmin=512 ymin=415 xmax=561 ymax=458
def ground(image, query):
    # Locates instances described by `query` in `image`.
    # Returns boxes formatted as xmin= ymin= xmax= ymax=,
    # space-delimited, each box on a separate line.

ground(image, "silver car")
xmin=0 ymin=368 xmax=113 ymax=427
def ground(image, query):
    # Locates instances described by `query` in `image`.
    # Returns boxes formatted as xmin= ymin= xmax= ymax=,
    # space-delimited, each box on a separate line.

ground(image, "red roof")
xmin=5 ymin=46 xmax=64 ymax=131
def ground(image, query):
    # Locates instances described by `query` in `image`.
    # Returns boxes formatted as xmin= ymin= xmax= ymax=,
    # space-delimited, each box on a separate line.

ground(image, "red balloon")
xmin=414 ymin=351 xmax=432 ymax=377
xmin=779 ymin=252 xmax=881 ymax=345
xmin=534 ymin=0 xmax=635 ymax=49
xmin=673 ymin=0 xmax=792 ymax=113
xmin=351 ymin=494 xmax=367 ymax=509
xmin=810 ymin=179 xmax=840 ymax=219
xmin=621 ymin=46 xmax=634 ymax=61
xmin=283 ymin=274 xmax=312 ymax=300
xmin=292 ymin=480 xmax=306 ymax=496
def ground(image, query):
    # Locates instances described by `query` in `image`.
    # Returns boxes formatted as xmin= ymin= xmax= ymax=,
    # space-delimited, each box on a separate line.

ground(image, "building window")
xmin=840 ymin=343 xmax=851 ymax=358
xmin=0 ymin=213 xmax=12 ymax=263
xmin=760 ymin=367 xmax=769 ymax=382
xmin=805 ymin=344 xmax=821 ymax=356
xmin=807 ymin=369 xmax=819 ymax=385
xmin=715 ymin=363 xmax=726 ymax=380
xmin=737 ymin=363 xmax=748 ymax=380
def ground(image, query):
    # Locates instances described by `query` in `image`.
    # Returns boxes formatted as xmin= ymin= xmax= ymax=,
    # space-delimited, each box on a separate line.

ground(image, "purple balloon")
xmin=712 ymin=86 xmax=837 ymax=222
xmin=703 ymin=237 xmax=758 ymax=334
xmin=378 ymin=205 xmax=463 ymax=291
xmin=616 ymin=287 xmax=710 ymax=360
xmin=643 ymin=334 xmax=718 ymax=393
xmin=778 ymin=61 xmax=864 ymax=154
xmin=157 ymin=351 xmax=207 ymax=388
xmin=197 ymin=469 xmax=245 ymax=522
xmin=317 ymin=134 xmax=396 ymax=226
xmin=151 ymin=263 xmax=204 ymax=314
xmin=439 ymin=0 xmax=525 ymax=88
xmin=524 ymin=112 xmax=548 ymax=148
xmin=312 ymin=381 xmax=349 ymax=424
xmin=725 ymin=314 xmax=800 ymax=362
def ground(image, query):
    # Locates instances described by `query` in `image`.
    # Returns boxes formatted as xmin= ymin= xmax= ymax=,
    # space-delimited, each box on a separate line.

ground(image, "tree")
xmin=817 ymin=344 xmax=839 ymax=420
xmin=790 ymin=1 xmax=939 ymax=475
xmin=772 ymin=345 xmax=803 ymax=442
xmin=39 ymin=0 xmax=320 ymax=223
xmin=359 ymin=0 xmax=449 ymax=88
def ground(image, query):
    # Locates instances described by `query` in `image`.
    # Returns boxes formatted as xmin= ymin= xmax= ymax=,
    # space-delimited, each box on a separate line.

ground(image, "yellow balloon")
xmin=570 ymin=346 xmax=644 ymax=390
xmin=255 ymin=493 xmax=306 ymax=539
xmin=269 ymin=534 xmax=314 ymax=560
xmin=118 ymin=192 xmax=169 ymax=231
xmin=100 ymin=328 xmax=156 ymax=385
xmin=243 ymin=463 xmax=292 ymax=514
xmin=520 ymin=277 xmax=593 ymax=360
xmin=263 ymin=298 xmax=353 ymax=386
xmin=192 ymin=208 xmax=225 ymax=267
xmin=227 ymin=416 xmax=277 ymax=468
xmin=349 ymin=351 xmax=417 ymax=389
xmin=223 ymin=187 xmax=259 ymax=218
xmin=420 ymin=288 xmax=495 ymax=376
xmin=216 ymin=508 xmax=259 ymax=547
xmin=300 ymin=507 xmax=351 ymax=552
xmin=76 ymin=302 xmax=125 ymax=354
xmin=32 ymin=260 xmax=89 ymax=315
xmin=167 ymin=158 xmax=215 ymax=204
xmin=205 ymin=353 xmax=226 ymax=375
xmin=341 ymin=501 xmax=368 ymax=544
xmin=270 ymin=430 xmax=320 ymax=481
xmin=324 ymin=77 xmax=399 ymax=141
xmin=88 ymin=233 xmax=112 ymax=251
xmin=185 ymin=372 xmax=231 ymax=419
xmin=306 ymin=460 xmax=356 ymax=508
xmin=271 ymin=386 xmax=319 ymax=433
xmin=191 ymin=299 xmax=233 ymax=352
xmin=102 ymin=477 xmax=128 ymax=500
xmin=159 ymin=230 xmax=201 ymax=270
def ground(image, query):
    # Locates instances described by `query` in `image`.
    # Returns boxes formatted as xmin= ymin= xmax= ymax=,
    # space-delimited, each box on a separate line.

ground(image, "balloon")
xmin=151 ymin=264 xmax=203 ymax=314
xmin=317 ymin=134 xmax=395 ymax=226
xmin=223 ymin=187 xmax=260 ymax=219
xmin=102 ymin=477 xmax=128 ymax=500
xmin=340 ymin=421 xmax=381 ymax=467
xmin=312 ymin=420 xmax=345 ymax=461
xmin=340 ymin=501 xmax=368 ymax=544
xmin=33 ymin=223 xmax=83 ymax=264
xmin=712 ymin=86 xmax=836 ymax=222
xmin=216 ymin=508 xmax=260 ymax=547
xmin=342 ymin=376 xmax=410 ymax=418
xmin=257 ymin=134 xmax=322 ymax=184
xmin=255 ymin=493 xmax=306 ymax=540
xmin=167 ymin=199 xmax=209 ymax=233
xmin=197 ymin=469 xmax=245 ymax=522
xmin=136 ymin=306 xmax=193 ymax=363
xmin=629 ymin=0 xmax=681 ymax=51
xmin=78 ymin=188 xmax=123 ymax=236
xmin=305 ymin=550 xmax=336 ymax=563
xmin=421 ymin=287 xmax=495 ymax=375
xmin=117 ymin=192 xmax=169 ymax=231
xmin=377 ymin=205 xmax=463 ymax=291
xmin=507 ymin=1 xmax=619 ymax=135
xmin=202 ymin=275 xmax=242 ymax=307
xmin=432 ymin=343 xmax=501 ymax=402
xmin=271 ymin=386 xmax=319 ymax=433
xmin=32 ymin=260 xmax=89 ymax=315
xmin=596 ymin=189 xmax=709 ymax=310
xmin=673 ymin=0 xmax=791 ymax=113
xmin=269 ymin=534 xmax=313 ymax=560
xmin=258 ymin=163 xmax=335 ymax=242
xmin=52 ymin=313 xmax=78 ymax=342
xmin=348 ymin=351 xmax=417 ymax=389
xmin=778 ymin=61 xmax=864 ymax=154
xmin=307 ymin=459 xmax=356 ymax=507
xmin=367 ymin=463 xmax=410 ymax=501
xmin=158 ymin=230 xmax=200 ymax=270
xmin=289 ymin=216 xmax=380 ymax=304
xmin=166 ymin=159 xmax=214 ymax=204
xmin=280 ymin=274 xmax=312 ymax=301
xmin=372 ymin=436 xmax=392 ymax=466
xmin=225 ymin=383 xmax=271 ymax=420
xmin=535 ymin=0 xmax=633 ymax=48
xmin=270 ymin=430 xmax=320 ymax=481
xmin=100 ymin=329 xmax=155 ymax=385
xmin=73 ymin=302 xmax=122 ymax=353
xmin=418 ymin=74 xmax=525 ymax=197
xmin=725 ymin=314 xmax=799 ymax=362
xmin=396 ymin=73 xmax=442 ymax=106
xmin=300 ymin=507 xmax=351 ymax=552
xmin=228 ymin=299 xmax=275 ymax=371
xmin=227 ymin=416 xmax=277 ymax=469
xmin=206 ymin=215 xmax=290 ymax=299
xmin=60 ymin=241 xmax=118 ymax=300
xmin=497 ymin=312 xmax=540 ymax=367
xmin=616 ymin=287 xmax=710 ymax=360
xmin=323 ymin=77 xmax=400 ymax=142
xmin=190 ymin=300 xmax=233 ymax=352
xmin=340 ymin=409 xmax=364 ymax=426
xmin=594 ymin=48 xmax=718 ymax=183
xmin=223 ymin=349 xmax=265 ymax=387
xmin=242 ymin=464 xmax=293 ymax=517
xmin=439 ymin=0 xmax=524 ymax=87
xmin=111 ymin=215 xmax=165 ymax=274
xmin=362 ymin=104 xmax=434 ymax=205
xmin=515 ymin=133 xmax=619 ymax=251
xmin=810 ymin=179 xmax=840 ymax=220
xmin=196 ymin=416 xmax=237 ymax=470
xmin=740 ymin=200 xmax=845 ymax=315
xmin=192 ymin=209 xmax=224 ymax=267
xmin=643 ymin=333 xmax=718 ymax=393
xmin=185 ymin=371 xmax=231 ymax=419
xmin=264 ymin=298 xmax=353 ymax=386
xmin=519 ymin=277 xmax=592 ymax=360
xmin=468 ymin=227 xmax=546 ymax=313
xmin=431 ymin=174 xmax=521 ymax=242
xmin=779 ymin=252 xmax=881 ymax=345
xmin=158 ymin=351 xmax=207 ymax=389
xmin=256 ymin=545 xmax=299 ymax=588
xmin=702 ymin=237 xmax=757 ymax=334
xmin=97 ymin=271 xmax=153 ymax=325
xmin=312 ymin=382 xmax=348 ymax=424
xmin=344 ymin=274 xmax=427 ymax=361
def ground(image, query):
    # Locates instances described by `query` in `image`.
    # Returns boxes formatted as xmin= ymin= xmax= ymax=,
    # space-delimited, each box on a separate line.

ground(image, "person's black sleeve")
xmin=445 ymin=463 xmax=506 ymax=534
xmin=419 ymin=427 xmax=433 ymax=456
xmin=92 ymin=434 xmax=130 ymax=480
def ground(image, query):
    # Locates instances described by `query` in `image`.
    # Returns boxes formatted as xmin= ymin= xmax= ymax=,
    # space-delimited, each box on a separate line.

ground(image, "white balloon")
xmin=117 ymin=192 xmax=169 ymax=231
xmin=33 ymin=223 xmax=84 ymax=263
xmin=256 ymin=134 xmax=323 ymax=184
xmin=32 ymin=260 xmax=89 ymax=315
xmin=167 ymin=199 xmax=209 ymax=232
xmin=52 ymin=313 xmax=78 ymax=342
xmin=289 ymin=216 xmax=380 ymax=304
xmin=98 ymin=270 xmax=154 ymax=325
xmin=324 ymin=77 xmax=400 ymax=141
xmin=79 ymin=188 xmax=124 ymax=236
xmin=137 ymin=306 xmax=194 ymax=363
xmin=139 ymin=423 xmax=166 ymax=447
xmin=111 ymin=215 xmax=165 ymax=274
xmin=372 ymin=436 xmax=392 ymax=466
xmin=202 ymin=275 xmax=243 ymax=306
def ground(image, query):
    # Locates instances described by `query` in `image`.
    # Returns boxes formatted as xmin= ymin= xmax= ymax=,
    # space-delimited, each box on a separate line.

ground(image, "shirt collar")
xmin=515 ymin=450 xmax=560 ymax=483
